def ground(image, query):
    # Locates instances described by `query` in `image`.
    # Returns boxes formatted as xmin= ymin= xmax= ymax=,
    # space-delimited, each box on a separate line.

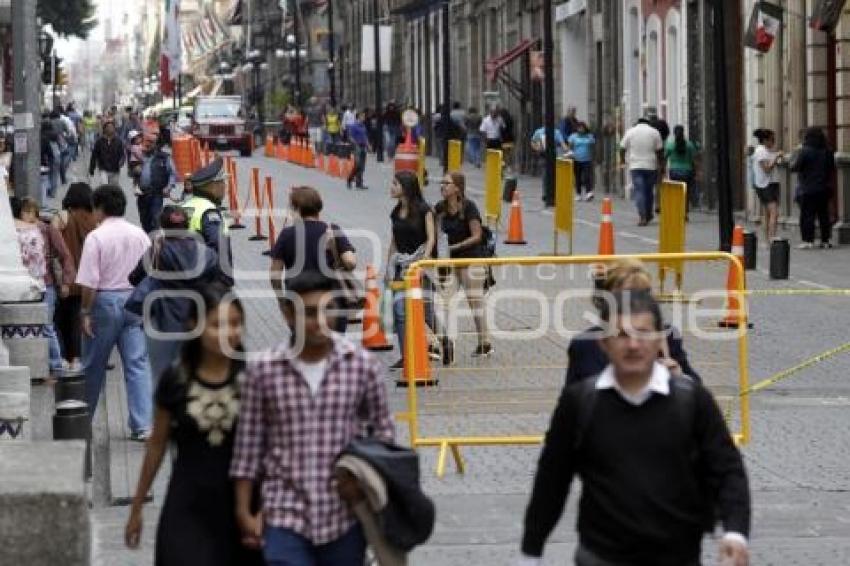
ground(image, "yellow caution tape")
xmin=742 ymin=340 xmax=850 ymax=395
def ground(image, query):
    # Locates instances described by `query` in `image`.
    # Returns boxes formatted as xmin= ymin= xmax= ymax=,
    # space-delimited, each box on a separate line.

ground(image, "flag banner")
xmin=360 ymin=25 xmax=392 ymax=73
xmin=161 ymin=0 xmax=182 ymax=95
xmin=744 ymin=1 xmax=783 ymax=53
xmin=811 ymin=0 xmax=847 ymax=32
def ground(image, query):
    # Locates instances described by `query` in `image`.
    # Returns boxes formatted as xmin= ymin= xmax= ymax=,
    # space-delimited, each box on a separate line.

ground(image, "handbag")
xmin=326 ymin=225 xmax=366 ymax=310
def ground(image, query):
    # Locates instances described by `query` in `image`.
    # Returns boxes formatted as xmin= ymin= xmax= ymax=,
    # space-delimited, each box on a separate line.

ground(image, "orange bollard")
xmin=248 ymin=168 xmax=266 ymax=241
xmin=306 ymin=142 xmax=315 ymax=168
xmin=718 ymin=226 xmax=751 ymax=329
xmin=264 ymin=135 xmax=273 ymax=157
xmin=227 ymin=158 xmax=245 ymax=229
xmin=398 ymin=269 xmax=437 ymax=387
xmin=598 ymin=197 xmax=615 ymax=255
xmin=263 ymin=176 xmax=277 ymax=254
xmin=362 ymin=265 xmax=394 ymax=352
xmin=504 ymin=190 xmax=527 ymax=245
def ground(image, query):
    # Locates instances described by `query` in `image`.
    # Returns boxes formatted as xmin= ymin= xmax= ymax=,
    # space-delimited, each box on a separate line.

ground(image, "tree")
xmin=38 ymin=0 xmax=97 ymax=39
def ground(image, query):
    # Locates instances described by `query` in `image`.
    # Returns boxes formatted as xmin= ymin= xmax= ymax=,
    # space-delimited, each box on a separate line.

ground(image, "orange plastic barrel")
xmin=394 ymin=142 xmax=419 ymax=174
xmin=171 ymin=135 xmax=194 ymax=180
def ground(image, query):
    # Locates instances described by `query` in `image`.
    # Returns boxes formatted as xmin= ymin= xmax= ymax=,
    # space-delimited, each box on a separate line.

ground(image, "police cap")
xmin=191 ymin=157 xmax=226 ymax=188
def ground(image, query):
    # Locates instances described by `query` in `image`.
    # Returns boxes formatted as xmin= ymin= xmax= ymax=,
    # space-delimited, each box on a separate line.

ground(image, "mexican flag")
xmin=745 ymin=2 xmax=783 ymax=53
xmin=161 ymin=0 xmax=182 ymax=95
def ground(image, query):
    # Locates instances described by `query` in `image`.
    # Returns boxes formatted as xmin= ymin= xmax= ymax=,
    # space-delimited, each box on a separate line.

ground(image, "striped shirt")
xmin=230 ymin=336 xmax=394 ymax=544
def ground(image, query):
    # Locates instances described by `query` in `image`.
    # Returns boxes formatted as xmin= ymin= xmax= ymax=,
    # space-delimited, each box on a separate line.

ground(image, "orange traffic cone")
xmin=329 ymin=154 xmax=341 ymax=178
xmin=362 ymin=265 xmax=394 ymax=352
xmin=598 ymin=197 xmax=615 ymax=255
xmin=398 ymin=269 xmax=437 ymax=388
xmin=504 ymin=190 xmax=527 ymax=245
xmin=718 ymin=225 xmax=751 ymax=328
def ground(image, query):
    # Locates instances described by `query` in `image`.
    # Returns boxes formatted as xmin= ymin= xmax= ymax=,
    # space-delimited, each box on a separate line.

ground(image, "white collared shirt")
xmin=595 ymin=362 xmax=671 ymax=406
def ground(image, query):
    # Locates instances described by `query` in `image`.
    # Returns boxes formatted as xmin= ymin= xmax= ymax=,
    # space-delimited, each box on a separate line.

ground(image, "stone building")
xmin=742 ymin=0 xmax=850 ymax=244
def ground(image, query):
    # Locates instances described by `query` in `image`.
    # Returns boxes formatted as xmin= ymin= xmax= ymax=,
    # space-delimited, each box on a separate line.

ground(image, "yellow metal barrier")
xmin=484 ymin=149 xmax=503 ymax=226
xmin=399 ymin=252 xmax=750 ymax=477
xmin=554 ymin=158 xmax=575 ymax=255
xmin=658 ymin=181 xmax=688 ymax=296
xmin=447 ymin=139 xmax=463 ymax=173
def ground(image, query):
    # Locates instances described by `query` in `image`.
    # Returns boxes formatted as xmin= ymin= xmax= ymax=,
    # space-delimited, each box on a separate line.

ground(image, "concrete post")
xmin=11 ymin=0 xmax=41 ymax=204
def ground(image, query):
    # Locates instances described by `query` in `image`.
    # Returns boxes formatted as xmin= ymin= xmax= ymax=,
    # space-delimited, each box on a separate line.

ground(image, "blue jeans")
xmin=82 ymin=290 xmax=152 ymax=434
xmin=630 ymin=169 xmax=658 ymax=221
xmin=45 ymin=285 xmax=63 ymax=371
xmin=263 ymin=525 xmax=366 ymax=566
xmin=384 ymin=126 xmax=400 ymax=159
xmin=137 ymin=193 xmax=163 ymax=235
xmin=669 ymin=168 xmax=697 ymax=211
xmin=465 ymin=135 xmax=482 ymax=166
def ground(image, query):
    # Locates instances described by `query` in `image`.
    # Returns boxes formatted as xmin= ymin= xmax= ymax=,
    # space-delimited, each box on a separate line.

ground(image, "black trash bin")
xmin=743 ymin=231 xmax=758 ymax=270
xmin=53 ymin=399 xmax=92 ymax=479
xmin=502 ymin=175 xmax=518 ymax=203
xmin=769 ymin=238 xmax=790 ymax=280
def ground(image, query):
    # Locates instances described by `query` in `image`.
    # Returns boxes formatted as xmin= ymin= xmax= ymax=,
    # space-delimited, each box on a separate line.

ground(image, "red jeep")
xmin=191 ymin=95 xmax=253 ymax=156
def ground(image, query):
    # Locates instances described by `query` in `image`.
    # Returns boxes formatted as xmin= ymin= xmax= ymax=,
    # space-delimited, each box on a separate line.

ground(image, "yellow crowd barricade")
xmin=395 ymin=252 xmax=750 ymax=477
xmin=554 ymin=158 xmax=575 ymax=255
xmin=484 ymin=149 xmax=503 ymax=226
xmin=447 ymin=140 xmax=463 ymax=173
xmin=417 ymin=137 xmax=427 ymax=189
xmin=658 ymin=181 xmax=688 ymax=297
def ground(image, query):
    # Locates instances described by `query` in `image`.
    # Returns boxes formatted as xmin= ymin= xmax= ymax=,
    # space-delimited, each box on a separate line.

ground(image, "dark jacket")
xmin=791 ymin=145 xmax=835 ymax=196
xmin=340 ymin=438 xmax=435 ymax=552
xmin=126 ymin=236 xmax=222 ymax=332
xmin=566 ymin=324 xmax=700 ymax=386
xmin=89 ymin=135 xmax=126 ymax=174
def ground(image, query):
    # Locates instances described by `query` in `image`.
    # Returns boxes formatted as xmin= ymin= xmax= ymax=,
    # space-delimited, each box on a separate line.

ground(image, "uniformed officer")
xmin=183 ymin=157 xmax=233 ymax=284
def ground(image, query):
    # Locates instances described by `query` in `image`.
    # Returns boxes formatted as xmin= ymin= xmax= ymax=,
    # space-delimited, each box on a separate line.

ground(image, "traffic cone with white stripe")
xmin=719 ymin=225 xmax=752 ymax=328
xmin=398 ymin=269 xmax=437 ymax=388
xmin=362 ymin=265 xmax=394 ymax=352
xmin=504 ymin=189 xmax=527 ymax=245
xmin=598 ymin=197 xmax=615 ymax=255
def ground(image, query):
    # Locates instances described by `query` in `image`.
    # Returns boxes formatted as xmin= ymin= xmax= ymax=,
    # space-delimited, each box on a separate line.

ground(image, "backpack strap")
xmin=572 ymin=377 xmax=599 ymax=452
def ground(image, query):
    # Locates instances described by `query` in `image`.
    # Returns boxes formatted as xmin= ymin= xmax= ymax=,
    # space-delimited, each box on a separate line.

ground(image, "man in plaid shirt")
xmin=231 ymin=270 xmax=394 ymax=565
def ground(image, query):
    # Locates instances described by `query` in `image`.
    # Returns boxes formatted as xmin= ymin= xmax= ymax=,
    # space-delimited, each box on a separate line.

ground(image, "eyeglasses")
xmin=439 ymin=181 xmax=453 ymax=187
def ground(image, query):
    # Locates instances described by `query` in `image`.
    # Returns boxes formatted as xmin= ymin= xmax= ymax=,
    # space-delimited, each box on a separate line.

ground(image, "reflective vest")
xmin=184 ymin=195 xmax=228 ymax=235
xmin=326 ymin=112 xmax=341 ymax=134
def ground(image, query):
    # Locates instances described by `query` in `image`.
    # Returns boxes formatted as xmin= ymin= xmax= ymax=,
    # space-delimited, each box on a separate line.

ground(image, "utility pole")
xmin=51 ymin=50 xmax=58 ymax=111
xmin=542 ymin=0 xmax=556 ymax=207
xmin=713 ymin=0 xmax=734 ymax=251
xmin=12 ymin=1 xmax=40 ymax=202
xmin=441 ymin=0 xmax=451 ymax=172
xmin=293 ymin=0 xmax=302 ymax=107
xmin=373 ymin=0 xmax=384 ymax=162
xmin=328 ymin=0 xmax=336 ymax=107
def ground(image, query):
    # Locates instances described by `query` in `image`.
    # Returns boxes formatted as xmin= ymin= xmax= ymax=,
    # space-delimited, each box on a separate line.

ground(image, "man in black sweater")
xmin=520 ymin=290 xmax=750 ymax=566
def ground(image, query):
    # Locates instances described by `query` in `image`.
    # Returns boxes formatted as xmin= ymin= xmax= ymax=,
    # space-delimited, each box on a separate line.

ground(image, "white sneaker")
xmin=585 ymin=192 xmax=594 ymax=201
xmin=797 ymin=242 xmax=814 ymax=250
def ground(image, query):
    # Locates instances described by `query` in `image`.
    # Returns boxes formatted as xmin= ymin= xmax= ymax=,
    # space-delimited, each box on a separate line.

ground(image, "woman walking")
xmin=125 ymin=284 xmax=263 ymax=566
xmin=752 ymin=129 xmax=784 ymax=243
xmin=665 ymin=125 xmax=700 ymax=218
xmin=52 ymin=183 xmax=98 ymax=370
xmin=435 ymin=172 xmax=492 ymax=357
xmin=386 ymin=170 xmax=450 ymax=369
xmin=791 ymin=127 xmax=835 ymax=249
xmin=13 ymin=197 xmax=75 ymax=376
xmin=269 ymin=186 xmax=357 ymax=333
xmin=567 ymin=121 xmax=597 ymax=202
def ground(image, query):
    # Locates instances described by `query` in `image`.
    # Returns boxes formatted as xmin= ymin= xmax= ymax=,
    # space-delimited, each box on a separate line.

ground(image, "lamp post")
xmin=372 ymin=0 xmax=384 ymax=162
xmin=542 ymin=0 xmax=556 ymax=207
xmin=284 ymin=34 xmax=304 ymax=108
xmin=246 ymin=49 xmax=265 ymax=124
xmin=327 ymin=0 xmax=336 ymax=107
xmin=13 ymin=2 xmax=41 ymax=201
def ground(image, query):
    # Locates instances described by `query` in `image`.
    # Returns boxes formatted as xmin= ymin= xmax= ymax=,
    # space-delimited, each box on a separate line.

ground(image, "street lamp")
xmin=284 ymin=33 xmax=304 ymax=107
xmin=245 ymin=49 xmax=265 ymax=125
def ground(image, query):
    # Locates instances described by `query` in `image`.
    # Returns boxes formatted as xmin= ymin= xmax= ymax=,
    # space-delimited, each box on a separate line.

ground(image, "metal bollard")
xmin=54 ymin=368 xmax=86 ymax=404
xmin=769 ymin=238 xmax=790 ymax=280
xmin=743 ymin=231 xmax=758 ymax=270
xmin=53 ymin=400 xmax=92 ymax=479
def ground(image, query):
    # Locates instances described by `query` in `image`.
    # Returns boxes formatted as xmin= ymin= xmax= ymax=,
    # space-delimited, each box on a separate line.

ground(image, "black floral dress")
xmin=154 ymin=363 xmax=263 ymax=566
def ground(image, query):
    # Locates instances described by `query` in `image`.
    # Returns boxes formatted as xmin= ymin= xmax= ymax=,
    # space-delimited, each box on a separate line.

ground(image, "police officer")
xmin=183 ymin=157 xmax=233 ymax=284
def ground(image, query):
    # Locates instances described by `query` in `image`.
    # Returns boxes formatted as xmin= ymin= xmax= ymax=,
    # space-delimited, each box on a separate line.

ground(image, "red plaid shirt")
xmin=230 ymin=336 xmax=394 ymax=544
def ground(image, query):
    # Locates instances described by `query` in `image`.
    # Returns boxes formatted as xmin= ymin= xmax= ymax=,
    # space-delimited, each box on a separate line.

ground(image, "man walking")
xmin=480 ymin=106 xmax=505 ymax=151
xmin=89 ymin=120 xmax=125 ymax=186
xmin=519 ymin=290 xmax=750 ymax=566
xmin=136 ymin=133 xmax=177 ymax=234
xmin=345 ymin=111 xmax=370 ymax=190
xmin=77 ymin=185 xmax=153 ymax=441
xmin=620 ymin=118 xmax=664 ymax=226
xmin=231 ymin=269 xmax=394 ymax=565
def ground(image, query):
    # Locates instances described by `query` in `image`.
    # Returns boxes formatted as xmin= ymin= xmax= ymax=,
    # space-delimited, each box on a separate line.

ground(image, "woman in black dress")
xmin=124 ymin=284 xmax=262 ymax=566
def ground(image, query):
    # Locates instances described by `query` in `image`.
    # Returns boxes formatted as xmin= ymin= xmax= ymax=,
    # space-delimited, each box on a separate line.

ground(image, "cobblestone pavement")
xmin=63 ymin=149 xmax=850 ymax=565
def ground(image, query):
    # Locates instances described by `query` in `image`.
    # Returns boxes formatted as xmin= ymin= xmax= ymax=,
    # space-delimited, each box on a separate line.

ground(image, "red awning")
xmin=484 ymin=38 xmax=538 ymax=82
